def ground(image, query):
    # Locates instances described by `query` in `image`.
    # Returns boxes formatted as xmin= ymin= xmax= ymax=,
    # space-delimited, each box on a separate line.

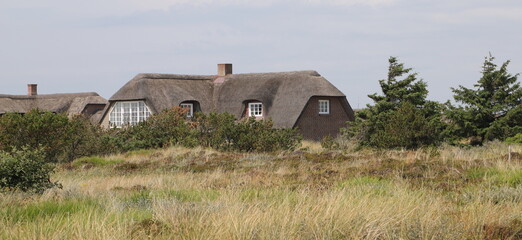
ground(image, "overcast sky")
xmin=1 ymin=0 xmax=521 ymax=108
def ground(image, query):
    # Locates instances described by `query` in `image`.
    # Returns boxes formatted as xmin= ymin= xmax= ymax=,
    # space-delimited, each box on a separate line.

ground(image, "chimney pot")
xmin=27 ymin=84 xmax=37 ymax=96
xmin=217 ymin=63 xmax=233 ymax=76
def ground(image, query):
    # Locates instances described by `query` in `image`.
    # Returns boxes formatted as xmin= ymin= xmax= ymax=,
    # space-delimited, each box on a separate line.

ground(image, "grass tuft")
xmin=72 ymin=157 xmax=123 ymax=167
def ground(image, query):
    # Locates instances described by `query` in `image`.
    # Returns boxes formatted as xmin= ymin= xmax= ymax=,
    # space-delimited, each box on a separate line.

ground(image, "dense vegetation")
xmin=342 ymin=54 xmax=521 ymax=149
xmin=0 ymin=148 xmax=59 ymax=193
xmin=343 ymin=57 xmax=445 ymax=149
xmin=0 ymin=108 xmax=300 ymax=192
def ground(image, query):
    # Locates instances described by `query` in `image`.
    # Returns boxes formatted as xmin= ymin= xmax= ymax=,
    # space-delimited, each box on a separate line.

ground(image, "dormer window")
xmin=248 ymin=102 xmax=263 ymax=117
xmin=319 ymin=100 xmax=330 ymax=114
xmin=180 ymin=103 xmax=194 ymax=117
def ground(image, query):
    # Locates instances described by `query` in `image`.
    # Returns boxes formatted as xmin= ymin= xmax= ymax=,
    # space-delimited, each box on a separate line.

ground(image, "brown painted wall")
xmin=294 ymin=96 xmax=354 ymax=141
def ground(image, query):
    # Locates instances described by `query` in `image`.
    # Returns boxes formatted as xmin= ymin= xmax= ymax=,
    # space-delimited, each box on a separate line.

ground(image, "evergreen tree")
xmin=344 ymin=57 xmax=444 ymax=149
xmin=447 ymin=54 xmax=522 ymax=143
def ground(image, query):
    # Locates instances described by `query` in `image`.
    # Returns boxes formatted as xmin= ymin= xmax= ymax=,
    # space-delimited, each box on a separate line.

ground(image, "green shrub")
xmin=0 ymin=110 xmax=70 ymax=162
xmin=231 ymin=117 xmax=301 ymax=152
xmin=0 ymin=110 xmax=113 ymax=163
xmin=0 ymin=107 xmax=302 ymax=157
xmin=61 ymin=115 xmax=117 ymax=162
xmin=111 ymin=107 xmax=302 ymax=153
xmin=110 ymin=107 xmax=196 ymax=152
xmin=193 ymin=112 xmax=238 ymax=150
xmin=0 ymin=148 xmax=59 ymax=193
xmin=506 ymin=133 xmax=522 ymax=144
xmin=368 ymin=102 xmax=443 ymax=149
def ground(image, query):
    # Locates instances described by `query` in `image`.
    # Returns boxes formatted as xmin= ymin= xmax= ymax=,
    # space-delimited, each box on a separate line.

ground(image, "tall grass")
xmin=1 ymin=143 xmax=521 ymax=239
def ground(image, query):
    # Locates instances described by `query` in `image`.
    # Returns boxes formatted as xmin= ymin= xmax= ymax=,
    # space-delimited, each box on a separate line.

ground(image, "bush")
xmin=109 ymin=107 xmax=196 ymax=152
xmin=505 ymin=133 xmax=522 ymax=144
xmin=111 ymin=107 xmax=302 ymax=152
xmin=193 ymin=112 xmax=238 ymax=150
xmin=0 ymin=110 xmax=70 ymax=162
xmin=62 ymin=115 xmax=117 ymax=162
xmin=0 ymin=148 xmax=59 ymax=193
xmin=0 ymin=107 xmax=302 ymax=158
xmin=231 ymin=118 xmax=301 ymax=152
xmin=368 ymin=102 xmax=442 ymax=149
xmin=0 ymin=110 xmax=113 ymax=163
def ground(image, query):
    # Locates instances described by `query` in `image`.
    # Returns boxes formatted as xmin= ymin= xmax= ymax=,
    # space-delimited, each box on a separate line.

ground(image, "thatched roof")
xmin=0 ymin=92 xmax=107 ymax=119
xmin=108 ymin=70 xmax=349 ymax=128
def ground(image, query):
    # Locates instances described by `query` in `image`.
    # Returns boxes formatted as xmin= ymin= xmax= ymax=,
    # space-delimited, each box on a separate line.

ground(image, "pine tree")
xmin=447 ymin=54 xmax=522 ymax=143
xmin=344 ymin=57 xmax=444 ymax=149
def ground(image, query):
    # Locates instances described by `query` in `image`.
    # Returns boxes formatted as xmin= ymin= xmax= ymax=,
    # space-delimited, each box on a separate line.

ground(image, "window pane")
xmin=319 ymin=100 xmax=329 ymax=114
xmin=109 ymin=101 xmax=151 ymax=128
xmin=249 ymin=103 xmax=262 ymax=117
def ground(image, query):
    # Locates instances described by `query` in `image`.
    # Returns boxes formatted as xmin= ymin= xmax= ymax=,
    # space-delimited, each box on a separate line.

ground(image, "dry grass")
xmin=1 ymin=142 xmax=522 ymax=239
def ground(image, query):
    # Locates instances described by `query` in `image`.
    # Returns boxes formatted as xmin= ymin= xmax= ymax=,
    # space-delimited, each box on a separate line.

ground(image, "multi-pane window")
xmin=180 ymin=103 xmax=194 ymax=117
xmin=248 ymin=102 xmax=263 ymax=117
xmin=319 ymin=100 xmax=330 ymax=114
xmin=109 ymin=101 xmax=151 ymax=127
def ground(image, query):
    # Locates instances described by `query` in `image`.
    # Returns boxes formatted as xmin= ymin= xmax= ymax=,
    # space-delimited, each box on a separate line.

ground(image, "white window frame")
xmin=109 ymin=101 xmax=151 ymax=128
xmin=248 ymin=102 xmax=263 ymax=117
xmin=319 ymin=100 xmax=330 ymax=114
xmin=180 ymin=103 xmax=194 ymax=117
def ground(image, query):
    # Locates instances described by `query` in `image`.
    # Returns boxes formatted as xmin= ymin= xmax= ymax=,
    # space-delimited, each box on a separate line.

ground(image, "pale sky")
xmin=1 ymin=0 xmax=521 ymax=108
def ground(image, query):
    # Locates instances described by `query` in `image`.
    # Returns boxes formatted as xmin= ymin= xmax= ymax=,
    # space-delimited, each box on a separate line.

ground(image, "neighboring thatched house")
xmin=0 ymin=84 xmax=107 ymax=123
xmin=101 ymin=64 xmax=355 ymax=140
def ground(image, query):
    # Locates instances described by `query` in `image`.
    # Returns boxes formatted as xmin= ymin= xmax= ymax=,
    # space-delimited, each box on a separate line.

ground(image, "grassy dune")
xmin=1 ymin=142 xmax=522 ymax=239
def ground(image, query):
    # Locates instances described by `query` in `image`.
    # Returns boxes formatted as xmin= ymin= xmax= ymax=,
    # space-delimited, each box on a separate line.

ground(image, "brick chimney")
xmin=217 ymin=63 xmax=232 ymax=76
xmin=27 ymin=84 xmax=37 ymax=96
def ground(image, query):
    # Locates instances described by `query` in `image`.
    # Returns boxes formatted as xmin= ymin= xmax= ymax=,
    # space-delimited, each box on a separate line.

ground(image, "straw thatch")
xmin=106 ymin=70 xmax=350 ymax=128
xmin=0 ymin=92 xmax=107 ymax=121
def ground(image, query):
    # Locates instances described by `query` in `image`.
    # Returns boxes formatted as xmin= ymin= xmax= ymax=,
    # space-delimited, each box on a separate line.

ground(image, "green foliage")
xmin=72 ymin=157 xmax=123 ymax=167
xmin=343 ymin=57 xmax=444 ymax=149
xmin=110 ymin=107 xmax=302 ymax=153
xmin=0 ymin=110 xmax=70 ymax=162
xmin=62 ymin=115 xmax=116 ymax=162
xmin=2 ymin=199 xmax=98 ymax=222
xmin=505 ymin=133 xmax=522 ymax=144
xmin=368 ymin=102 xmax=442 ymax=149
xmin=467 ymin=167 xmax=522 ymax=187
xmin=193 ymin=112 xmax=238 ymax=150
xmin=230 ymin=117 xmax=302 ymax=152
xmin=447 ymin=54 xmax=522 ymax=143
xmin=0 ymin=148 xmax=59 ymax=193
xmin=0 ymin=110 xmax=113 ymax=163
xmin=368 ymin=56 xmax=428 ymax=106
xmin=110 ymin=107 xmax=196 ymax=151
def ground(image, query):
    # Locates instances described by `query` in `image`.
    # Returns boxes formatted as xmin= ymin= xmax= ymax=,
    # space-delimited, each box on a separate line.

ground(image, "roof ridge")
xmin=135 ymin=73 xmax=214 ymax=81
xmin=230 ymin=70 xmax=320 ymax=76
xmin=134 ymin=70 xmax=321 ymax=81
xmin=0 ymin=92 xmax=100 ymax=99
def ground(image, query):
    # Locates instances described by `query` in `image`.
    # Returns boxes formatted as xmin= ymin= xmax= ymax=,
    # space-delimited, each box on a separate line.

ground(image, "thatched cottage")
xmin=0 ymin=84 xmax=107 ymax=122
xmin=101 ymin=64 xmax=355 ymax=140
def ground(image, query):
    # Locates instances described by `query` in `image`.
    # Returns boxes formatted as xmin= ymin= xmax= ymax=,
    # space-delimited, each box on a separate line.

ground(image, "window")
xmin=180 ymin=103 xmax=194 ymax=117
xmin=319 ymin=100 xmax=330 ymax=114
xmin=248 ymin=102 xmax=263 ymax=117
xmin=109 ymin=101 xmax=151 ymax=128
